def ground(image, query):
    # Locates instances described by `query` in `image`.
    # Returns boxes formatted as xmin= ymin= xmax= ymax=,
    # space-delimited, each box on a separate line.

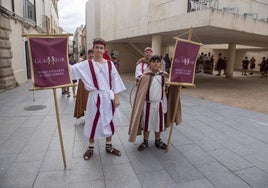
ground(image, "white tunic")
xmin=135 ymin=62 xmax=149 ymax=79
xmin=141 ymin=74 xmax=167 ymax=132
xmin=70 ymin=59 xmax=126 ymax=139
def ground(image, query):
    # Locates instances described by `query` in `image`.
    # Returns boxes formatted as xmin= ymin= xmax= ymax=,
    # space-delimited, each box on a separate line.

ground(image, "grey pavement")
xmin=1 ymin=75 xmax=268 ymax=188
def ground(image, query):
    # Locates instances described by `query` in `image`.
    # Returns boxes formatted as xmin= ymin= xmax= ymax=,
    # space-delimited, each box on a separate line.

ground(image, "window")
xmin=23 ymin=0 xmax=35 ymax=22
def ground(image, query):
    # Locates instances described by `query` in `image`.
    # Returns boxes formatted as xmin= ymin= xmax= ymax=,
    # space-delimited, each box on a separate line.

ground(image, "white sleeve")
xmin=111 ymin=63 xmax=126 ymax=94
xmin=69 ymin=63 xmax=81 ymax=80
xmin=135 ymin=63 xmax=142 ymax=79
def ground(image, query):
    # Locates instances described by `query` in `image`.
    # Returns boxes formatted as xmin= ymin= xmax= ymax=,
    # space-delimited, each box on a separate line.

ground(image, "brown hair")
xmin=87 ymin=49 xmax=93 ymax=54
xmin=93 ymin=38 xmax=106 ymax=47
xmin=149 ymin=55 xmax=161 ymax=62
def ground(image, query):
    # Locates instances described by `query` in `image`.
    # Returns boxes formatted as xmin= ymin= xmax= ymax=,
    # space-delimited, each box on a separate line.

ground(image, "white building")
xmin=73 ymin=25 xmax=86 ymax=61
xmin=86 ymin=0 xmax=268 ymax=77
xmin=0 ymin=0 xmax=61 ymax=89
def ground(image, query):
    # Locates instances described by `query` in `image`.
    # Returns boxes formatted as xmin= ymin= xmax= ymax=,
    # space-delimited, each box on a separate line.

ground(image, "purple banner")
xmin=170 ymin=40 xmax=200 ymax=84
xmin=29 ymin=37 xmax=72 ymax=88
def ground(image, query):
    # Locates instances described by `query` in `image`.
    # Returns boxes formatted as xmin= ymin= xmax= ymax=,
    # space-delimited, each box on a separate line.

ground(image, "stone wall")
xmin=0 ymin=14 xmax=17 ymax=90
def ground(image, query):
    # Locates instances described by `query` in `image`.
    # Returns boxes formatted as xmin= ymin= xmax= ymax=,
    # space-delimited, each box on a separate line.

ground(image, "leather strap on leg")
xmin=106 ymin=144 xmax=121 ymax=156
xmin=83 ymin=146 xmax=94 ymax=160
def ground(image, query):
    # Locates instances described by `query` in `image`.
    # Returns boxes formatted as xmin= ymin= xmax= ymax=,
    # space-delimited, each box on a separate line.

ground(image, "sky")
xmin=58 ymin=0 xmax=88 ymax=34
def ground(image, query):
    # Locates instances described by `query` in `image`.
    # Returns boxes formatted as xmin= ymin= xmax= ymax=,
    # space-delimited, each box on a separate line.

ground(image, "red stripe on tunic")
xmin=110 ymin=99 xmax=115 ymax=134
xmin=159 ymin=75 xmax=165 ymax=131
xmin=88 ymin=60 xmax=101 ymax=139
xmin=107 ymin=60 xmax=112 ymax=89
xmin=107 ymin=60 xmax=115 ymax=133
xmin=144 ymin=102 xmax=150 ymax=132
xmin=88 ymin=60 xmax=99 ymax=89
xmin=90 ymin=95 xmax=100 ymax=139
xmin=88 ymin=60 xmax=114 ymax=138
xmin=159 ymin=102 xmax=163 ymax=132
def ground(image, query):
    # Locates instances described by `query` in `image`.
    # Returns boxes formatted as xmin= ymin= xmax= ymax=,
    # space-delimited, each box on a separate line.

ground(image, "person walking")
xmin=70 ymin=38 xmax=126 ymax=160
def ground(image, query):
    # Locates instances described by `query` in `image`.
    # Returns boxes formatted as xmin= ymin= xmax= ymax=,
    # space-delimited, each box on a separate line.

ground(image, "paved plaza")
xmin=0 ymin=74 xmax=268 ymax=188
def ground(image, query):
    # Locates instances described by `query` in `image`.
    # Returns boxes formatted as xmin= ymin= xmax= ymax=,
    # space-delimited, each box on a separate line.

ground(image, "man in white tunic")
xmin=135 ymin=47 xmax=153 ymax=80
xmin=70 ymin=38 xmax=126 ymax=160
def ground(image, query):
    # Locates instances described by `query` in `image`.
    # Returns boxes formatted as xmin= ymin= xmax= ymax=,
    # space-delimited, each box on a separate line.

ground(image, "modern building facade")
xmin=86 ymin=0 xmax=268 ymax=76
xmin=0 ymin=0 xmax=61 ymax=89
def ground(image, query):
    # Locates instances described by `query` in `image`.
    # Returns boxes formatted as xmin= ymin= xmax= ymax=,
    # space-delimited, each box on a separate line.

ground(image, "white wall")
xmin=85 ymin=0 xmax=268 ymax=73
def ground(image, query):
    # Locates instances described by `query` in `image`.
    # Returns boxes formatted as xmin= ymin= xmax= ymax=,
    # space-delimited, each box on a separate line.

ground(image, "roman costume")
xmin=128 ymin=70 xmax=182 ymax=143
xmin=70 ymin=59 xmax=126 ymax=139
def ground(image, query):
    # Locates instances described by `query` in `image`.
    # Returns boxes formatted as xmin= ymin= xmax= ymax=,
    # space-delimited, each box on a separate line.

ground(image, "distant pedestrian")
xmin=163 ymin=53 xmax=171 ymax=73
xmin=242 ymin=57 xmax=249 ymax=76
xmin=249 ymin=56 xmax=256 ymax=75
xmin=111 ymin=56 xmax=120 ymax=73
xmin=215 ymin=53 xmax=225 ymax=76
xmin=258 ymin=57 xmax=268 ymax=77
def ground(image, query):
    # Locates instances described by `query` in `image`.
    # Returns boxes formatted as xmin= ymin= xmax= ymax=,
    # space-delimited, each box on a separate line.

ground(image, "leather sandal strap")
xmin=106 ymin=145 xmax=121 ymax=156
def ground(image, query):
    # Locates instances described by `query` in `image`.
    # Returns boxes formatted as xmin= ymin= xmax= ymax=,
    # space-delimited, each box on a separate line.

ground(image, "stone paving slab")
xmin=0 ymin=78 xmax=268 ymax=188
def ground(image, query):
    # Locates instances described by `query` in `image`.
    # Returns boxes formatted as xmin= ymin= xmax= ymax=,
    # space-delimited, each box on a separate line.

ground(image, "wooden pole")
xmin=46 ymin=16 xmax=50 ymax=35
xmin=166 ymin=86 xmax=181 ymax=152
xmin=53 ymin=88 xmax=67 ymax=168
xmin=188 ymin=27 xmax=193 ymax=41
xmin=165 ymin=27 xmax=195 ymax=152
xmin=24 ymin=17 xmax=69 ymax=168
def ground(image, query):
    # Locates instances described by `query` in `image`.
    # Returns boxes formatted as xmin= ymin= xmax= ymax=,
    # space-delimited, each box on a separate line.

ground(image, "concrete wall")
xmin=218 ymin=0 xmax=268 ymax=19
xmin=85 ymin=0 xmax=268 ymax=74
xmin=100 ymin=0 xmax=187 ymax=41
xmin=88 ymin=0 xmax=268 ymax=42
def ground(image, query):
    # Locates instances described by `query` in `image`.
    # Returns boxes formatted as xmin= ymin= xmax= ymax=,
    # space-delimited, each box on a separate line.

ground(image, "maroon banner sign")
xmin=28 ymin=37 xmax=72 ymax=88
xmin=170 ymin=39 xmax=201 ymax=85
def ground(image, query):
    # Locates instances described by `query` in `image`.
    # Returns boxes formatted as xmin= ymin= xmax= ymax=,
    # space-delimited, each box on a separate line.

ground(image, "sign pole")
xmin=166 ymin=27 xmax=199 ymax=152
xmin=24 ymin=16 xmax=72 ymax=168
xmin=53 ymin=88 xmax=67 ymax=168
xmin=166 ymin=86 xmax=181 ymax=152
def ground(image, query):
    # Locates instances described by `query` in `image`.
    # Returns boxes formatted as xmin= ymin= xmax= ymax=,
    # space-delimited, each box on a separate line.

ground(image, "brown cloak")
xmin=73 ymin=80 xmax=89 ymax=119
xmin=128 ymin=70 xmax=182 ymax=142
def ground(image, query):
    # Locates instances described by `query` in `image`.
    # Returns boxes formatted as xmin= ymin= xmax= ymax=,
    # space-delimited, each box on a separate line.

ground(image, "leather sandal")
xmin=83 ymin=146 xmax=93 ymax=160
xmin=155 ymin=139 xmax=167 ymax=150
xmin=138 ymin=142 xmax=148 ymax=151
xmin=106 ymin=144 xmax=121 ymax=156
